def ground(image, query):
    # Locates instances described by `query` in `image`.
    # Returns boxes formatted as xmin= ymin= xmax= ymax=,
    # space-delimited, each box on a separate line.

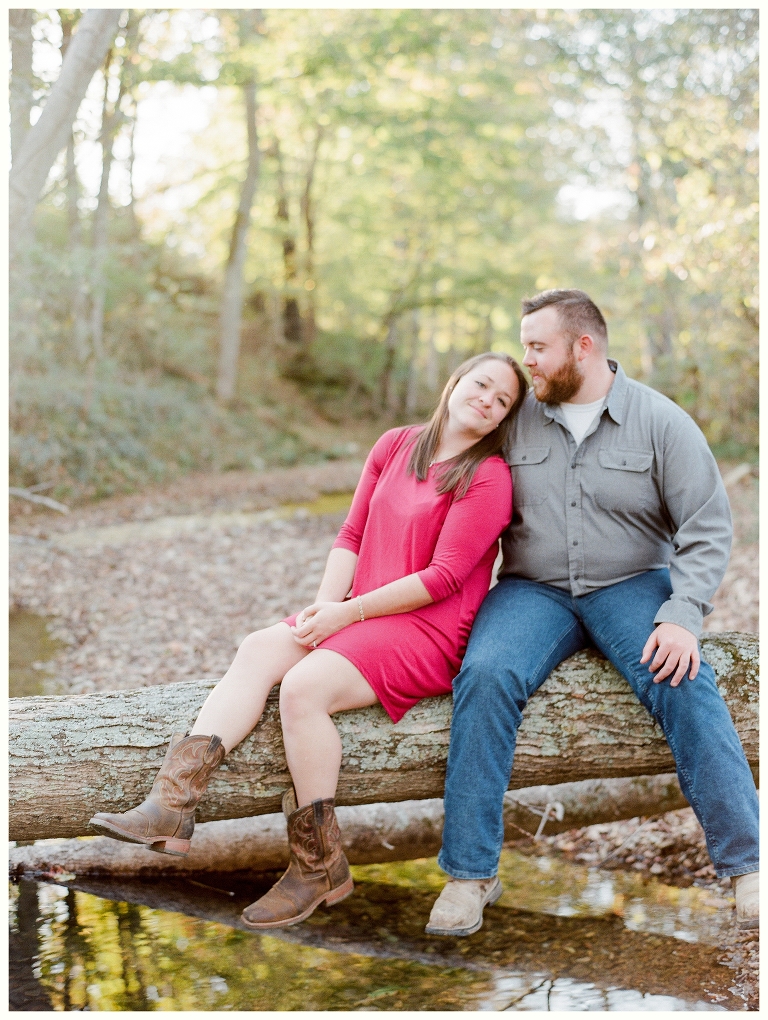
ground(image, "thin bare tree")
xmin=9 ymin=9 xmax=123 ymax=256
xmin=90 ymin=14 xmax=139 ymax=359
xmin=216 ymin=11 xmax=264 ymax=402
xmin=9 ymin=10 xmax=35 ymax=163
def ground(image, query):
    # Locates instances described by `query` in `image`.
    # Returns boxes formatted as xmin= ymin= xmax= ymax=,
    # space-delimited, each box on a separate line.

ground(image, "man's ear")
xmin=574 ymin=333 xmax=595 ymax=362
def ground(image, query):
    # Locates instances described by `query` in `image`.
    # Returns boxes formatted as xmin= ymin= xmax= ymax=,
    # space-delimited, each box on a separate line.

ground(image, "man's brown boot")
xmin=88 ymin=733 xmax=225 ymax=856
xmin=241 ymin=789 xmax=353 ymax=929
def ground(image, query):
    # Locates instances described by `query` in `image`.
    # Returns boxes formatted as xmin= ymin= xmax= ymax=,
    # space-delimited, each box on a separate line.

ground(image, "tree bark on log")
xmin=9 ymin=633 xmax=757 ymax=842
xmin=14 ymin=770 xmax=744 ymax=879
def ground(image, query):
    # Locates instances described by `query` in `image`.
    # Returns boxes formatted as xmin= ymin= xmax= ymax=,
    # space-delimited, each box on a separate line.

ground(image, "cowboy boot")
xmin=241 ymin=788 xmax=354 ymax=929
xmin=88 ymin=733 xmax=225 ymax=856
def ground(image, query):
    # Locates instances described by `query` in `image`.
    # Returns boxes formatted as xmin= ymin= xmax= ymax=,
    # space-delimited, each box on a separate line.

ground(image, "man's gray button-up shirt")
xmin=499 ymin=361 xmax=732 ymax=638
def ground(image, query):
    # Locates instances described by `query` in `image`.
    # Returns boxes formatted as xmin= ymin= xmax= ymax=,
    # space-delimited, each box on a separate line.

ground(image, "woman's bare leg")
xmin=279 ymin=650 xmax=379 ymax=806
xmin=191 ymin=623 xmax=308 ymax=753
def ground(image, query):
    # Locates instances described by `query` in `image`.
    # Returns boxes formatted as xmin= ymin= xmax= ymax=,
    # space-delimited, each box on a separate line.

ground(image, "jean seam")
xmin=442 ymin=601 xmax=583 ymax=881
xmin=463 ymin=610 xmax=583 ymax=879
xmin=584 ymin=614 xmax=725 ymax=869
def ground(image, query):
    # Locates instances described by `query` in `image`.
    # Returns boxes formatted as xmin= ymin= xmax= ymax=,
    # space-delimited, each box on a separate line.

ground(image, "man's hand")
xmin=640 ymin=623 xmax=700 ymax=687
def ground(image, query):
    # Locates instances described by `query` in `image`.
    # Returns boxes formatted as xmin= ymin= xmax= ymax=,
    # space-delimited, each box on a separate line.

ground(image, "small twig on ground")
xmin=9 ymin=488 xmax=70 ymax=514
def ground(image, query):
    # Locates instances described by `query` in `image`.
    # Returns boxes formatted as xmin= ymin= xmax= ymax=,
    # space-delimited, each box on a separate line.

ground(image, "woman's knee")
xmin=279 ymin=664 xmax=321 ymax=723
xmin=236 ymin=623 xmax=294 ymax=667
xmin=236 ymin=627 xmax=271 ymax=659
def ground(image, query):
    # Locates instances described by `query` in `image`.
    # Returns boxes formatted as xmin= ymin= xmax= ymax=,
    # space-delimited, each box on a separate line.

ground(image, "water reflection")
xmin=9 ymin=849 xmax=741 ymax=1011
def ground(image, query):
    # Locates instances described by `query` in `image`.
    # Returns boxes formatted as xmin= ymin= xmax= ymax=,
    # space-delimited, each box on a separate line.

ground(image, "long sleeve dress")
xmin=284 ymin=426 xmax=513 ymax=722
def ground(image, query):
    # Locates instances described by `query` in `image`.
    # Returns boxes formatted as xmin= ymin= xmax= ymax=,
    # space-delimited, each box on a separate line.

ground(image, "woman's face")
xmin=446 ymin=359 xmax=519 ymax=439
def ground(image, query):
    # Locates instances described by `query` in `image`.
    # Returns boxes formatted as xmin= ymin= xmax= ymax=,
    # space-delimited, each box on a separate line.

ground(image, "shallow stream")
xmin=10 ymin=848 xmax=741 ymax=1011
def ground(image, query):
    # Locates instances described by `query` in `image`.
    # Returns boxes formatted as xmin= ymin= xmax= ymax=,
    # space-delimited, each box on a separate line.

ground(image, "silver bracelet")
xmin=357 ymin=595 xmax=365 ymax=622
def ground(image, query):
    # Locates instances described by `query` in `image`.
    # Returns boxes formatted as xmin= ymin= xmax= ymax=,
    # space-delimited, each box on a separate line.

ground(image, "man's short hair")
xmin=521 ymin=289 xmax=608 ymax=348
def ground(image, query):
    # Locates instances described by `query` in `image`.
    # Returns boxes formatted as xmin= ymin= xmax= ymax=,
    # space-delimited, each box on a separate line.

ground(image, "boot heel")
xmin=149 ymin=837 xmax=190 ymax=856
xmin=325 ymin=876 xmax=354 ymax=905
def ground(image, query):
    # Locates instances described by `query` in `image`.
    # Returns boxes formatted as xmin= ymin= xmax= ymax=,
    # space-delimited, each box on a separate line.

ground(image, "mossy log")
xmin=9 ymin=633 xmax=757 ymax=842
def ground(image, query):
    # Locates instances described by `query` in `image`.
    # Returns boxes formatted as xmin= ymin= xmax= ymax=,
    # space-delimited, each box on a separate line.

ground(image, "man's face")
xmin=520 ymin=306 xmax=583 ymax=403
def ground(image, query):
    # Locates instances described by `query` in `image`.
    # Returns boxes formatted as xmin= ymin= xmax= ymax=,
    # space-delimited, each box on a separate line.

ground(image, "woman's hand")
xmin=292 ymin=600 xmax=358 ymax=648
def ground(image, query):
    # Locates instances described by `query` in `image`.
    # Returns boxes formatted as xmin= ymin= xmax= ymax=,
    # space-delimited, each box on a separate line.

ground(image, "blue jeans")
xmin=438 ymin=570 xmax=759 ymax=880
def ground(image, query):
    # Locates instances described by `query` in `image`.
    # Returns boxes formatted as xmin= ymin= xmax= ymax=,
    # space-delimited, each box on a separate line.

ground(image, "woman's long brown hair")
xmin=407 ymin=352 xmax=528 ymax=498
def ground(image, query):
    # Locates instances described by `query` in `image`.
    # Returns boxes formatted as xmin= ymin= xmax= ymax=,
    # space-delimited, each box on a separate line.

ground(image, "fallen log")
xmin=10 ymin=772 xmax=723 ymax=878
xmin=9 ymin=633 xmax=757 ymax=842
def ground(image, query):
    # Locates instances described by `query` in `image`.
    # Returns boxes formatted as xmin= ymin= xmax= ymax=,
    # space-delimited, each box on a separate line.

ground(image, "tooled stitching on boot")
xmin=290 ymin=806 xmax=323 ymax=873
xmin=314 ymin=799 xmax=346 ymax=880
xmin=151 ymin=737 xmax=223 ymax=810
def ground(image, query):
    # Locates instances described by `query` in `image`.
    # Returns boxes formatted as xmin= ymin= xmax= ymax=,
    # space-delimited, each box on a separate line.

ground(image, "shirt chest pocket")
xmin=508 ymin=446 xmax=550 ymax=506
xmin=594 ymin=448 xmax=655 ymax=512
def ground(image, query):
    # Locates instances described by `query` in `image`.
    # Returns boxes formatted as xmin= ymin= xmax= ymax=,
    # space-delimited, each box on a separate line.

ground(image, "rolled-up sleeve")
xmin=653 ymin=416 xmax=733 ymax=637
xmin=418 ymin=460 xmax=512 ymax=602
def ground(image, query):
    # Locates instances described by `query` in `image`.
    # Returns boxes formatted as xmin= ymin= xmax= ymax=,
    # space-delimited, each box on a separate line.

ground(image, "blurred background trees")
xmin=9 ymin=8 xmax=758 ymax=501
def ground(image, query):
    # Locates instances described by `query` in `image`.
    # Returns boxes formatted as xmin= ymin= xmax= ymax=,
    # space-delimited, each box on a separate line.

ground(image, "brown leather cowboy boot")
xmin=89 ymin=733 xmax=225 ymax=856
xmin=241 ymin=788 xmax=353 ymax=929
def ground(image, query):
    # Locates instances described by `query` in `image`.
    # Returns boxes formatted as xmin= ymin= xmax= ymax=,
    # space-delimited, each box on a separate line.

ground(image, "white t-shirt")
xmin=559 ymin=396 xmax=605 ymax=446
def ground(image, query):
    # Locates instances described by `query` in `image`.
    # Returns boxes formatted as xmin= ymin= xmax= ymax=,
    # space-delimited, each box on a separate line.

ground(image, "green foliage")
xmin=11 ymin=8 xmax=758 ymax=503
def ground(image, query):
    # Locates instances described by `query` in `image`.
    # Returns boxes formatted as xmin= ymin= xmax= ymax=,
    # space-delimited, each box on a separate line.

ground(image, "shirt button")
xmin=571 ymin=501 xmax=577 ymax=507
xmin=573 ymin=540 xmax=578 ymax=546
xmin=622 ymin=459 xmax=627 ymax=466
xmin=521 ymin=455 xmax=527 ymax=461
xmin=574 ymin=574 xmax=580 ymax=580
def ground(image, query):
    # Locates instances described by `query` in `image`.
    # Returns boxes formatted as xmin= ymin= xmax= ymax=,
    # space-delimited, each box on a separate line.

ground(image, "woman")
xmin=90 ymin=352 xmax=527 ymax=930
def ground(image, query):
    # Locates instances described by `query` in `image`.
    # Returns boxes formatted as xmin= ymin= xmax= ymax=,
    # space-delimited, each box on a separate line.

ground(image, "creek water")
xmin=9 ymin=849 xmax=741 ymax=1011
xmin=9 ymin=609 xmax=65 ymax=698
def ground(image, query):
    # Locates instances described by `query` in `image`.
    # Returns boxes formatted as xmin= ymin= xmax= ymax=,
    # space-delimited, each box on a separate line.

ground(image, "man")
xmin=426 ymin=288 xmax=759 ymax=936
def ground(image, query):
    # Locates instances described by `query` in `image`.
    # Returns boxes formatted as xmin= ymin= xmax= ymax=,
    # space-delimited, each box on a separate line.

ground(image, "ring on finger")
xmin=312 ymin=640 xmax=317 ymax=648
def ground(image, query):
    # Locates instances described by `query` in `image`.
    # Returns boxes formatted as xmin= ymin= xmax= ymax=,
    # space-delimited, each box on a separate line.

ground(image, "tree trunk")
xmin=59 ymin=11 xmax=90 ymax=362
xmin=300 ymin=124 xmax=324 ymax=348
xmin=14 ymin=769 xmax=745 ymax=879
xmin=424 ymin=311 xmax=439 ymax=394
xmin=215 ymin=78 xmax=261 ymax=401
xmin=90 ymin=14 xmax=138 ymax=359
xmin=88 ymin=48 xmax=115 ymax=360
xmin=9 ymin=9 xmax=35 ymax=164
xmin=8 ymin=633 xmax=757 ymax=842
xmin=9 ymin=8 xmax=123 ymax=256
xmin=380 ymin=317 xmax=400 ymax=412
xmin=125 ymin=98 xmax=141 ymax=241
xmin=271 ymin=137 xmax=302 ymax=349
xmin=404 ymin=308 xmax=421 ymax=417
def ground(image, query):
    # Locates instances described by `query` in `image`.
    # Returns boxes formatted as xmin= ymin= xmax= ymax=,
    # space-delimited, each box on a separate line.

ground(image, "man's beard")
xmin=532 ymin=349 xmax=582 ymax=403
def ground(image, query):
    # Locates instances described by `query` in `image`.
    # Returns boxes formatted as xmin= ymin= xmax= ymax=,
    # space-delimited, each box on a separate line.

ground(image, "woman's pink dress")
xmin=284 ymin=426 xmax=513 ymax=722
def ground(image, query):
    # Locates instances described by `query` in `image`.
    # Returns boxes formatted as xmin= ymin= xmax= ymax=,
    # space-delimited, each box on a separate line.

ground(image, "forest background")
xmin=9 ymin=8 xmax=758 ymax=504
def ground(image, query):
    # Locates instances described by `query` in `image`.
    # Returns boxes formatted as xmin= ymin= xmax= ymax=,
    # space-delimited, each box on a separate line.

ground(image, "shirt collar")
xmin=540 ymin=359 xmax=624 ymax=425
